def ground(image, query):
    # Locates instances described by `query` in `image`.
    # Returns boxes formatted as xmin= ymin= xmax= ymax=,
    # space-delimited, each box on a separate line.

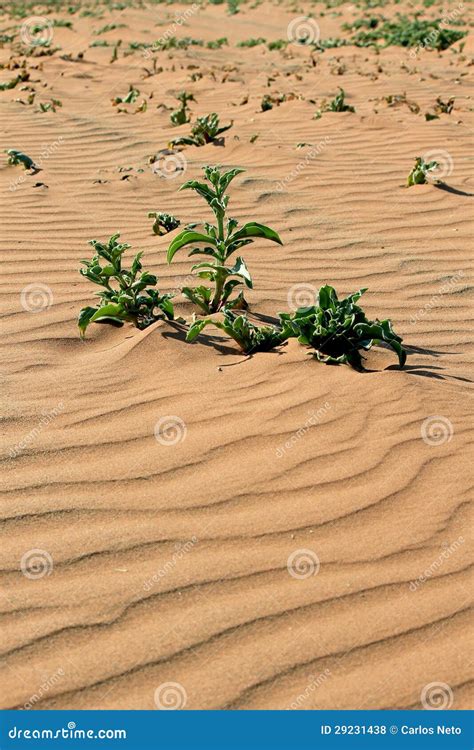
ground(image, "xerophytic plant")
xmin=148 ymin=212 xmax=180 ymax=236
xmin=170 ymin=91 xmax=195 ymax=126
xmin=167 ymin=165 xmax=282 ymax=313
xmin=78 ymin=233 xmax=174 ymax=338
xmin=6 ymin=149 xmax=40 ymax=172
xmin=279 ymin=285 xmax=406 ymax=369
xmin=187 ymin=309 xmax=287 ymax=354
xmin=407 ymin=156 xmax=438 ymax=186
xmin=169 ymin=114 xmax=233 ymax=148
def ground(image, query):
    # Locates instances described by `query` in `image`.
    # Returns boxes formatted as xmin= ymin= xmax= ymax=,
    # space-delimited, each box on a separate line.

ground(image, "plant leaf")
xmin=167 ymin=230 xmax=217 ymax=263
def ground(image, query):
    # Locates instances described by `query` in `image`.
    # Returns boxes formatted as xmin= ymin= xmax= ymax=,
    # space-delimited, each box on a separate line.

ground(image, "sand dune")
xmin=1 ymin=1 xmax=473 ymax=711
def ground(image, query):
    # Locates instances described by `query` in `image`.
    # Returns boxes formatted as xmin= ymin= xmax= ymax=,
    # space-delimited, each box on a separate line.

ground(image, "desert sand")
xmin=1 ymin=0 xmax=473 ymax=711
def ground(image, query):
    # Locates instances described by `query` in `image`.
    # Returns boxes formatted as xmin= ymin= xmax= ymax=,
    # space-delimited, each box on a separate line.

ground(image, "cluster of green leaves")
xmin=187 ymin=309 xmax=287 ymax=354
xmin=315 ymin=89 xmax=355 ymax=118
xmin=78 ymin=233 xmax=174 ymax=338
xmin=167 ymin=166 xmax=282 ymax=314
xmin=343 ymin=14 xmax=466 ymax=50
xmin=94 ymin=22 xmax=127 ymax=35
xmin=237 ymin=37 xmax=266 ymax=48
xmin=170 ymin=91 xmax=195 ymax=126
xmin=169 ymin=113 xmax=233 ymax=148
xmin=0 ymin=70 xmax=29 ymax=91
xmin=407 ymin=157 xmax=438 ymax=186
xmin=206 ymin=37 xmax=228 ymax=49
xmin=6 ymin=149 xmax=39 ymax=171
xmin=153 ymin=36 xmax=203 ymax=51
xmin=38 ymin=98 xmax=62 ymax=112
xmin=279 ymin=286 xmax=406 ymax=369
xmin=148 ymin=212 xmax=180 ymax=236
xmin=112 ymin=85 xmax=139 ymax=105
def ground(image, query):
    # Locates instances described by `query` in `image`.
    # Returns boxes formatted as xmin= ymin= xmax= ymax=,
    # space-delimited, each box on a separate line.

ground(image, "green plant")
xmin=112 ymin=85 xmax=139 ymax=105
xmin=148 ymin=211 xmax=180 ymax=235
xmin=38 ymin=98 xmax=62 ymax=112
xmin=170 ymin=91 xmax=195 ymax=126
xmin=206 ymin=37 xmax=228 ymax=49
xmin=78 ymin=233 xmax=174 ymax=338
xmin=237 ymin=37 xmax=266 ymax=48
xmin=167 ymin=165 xmax=282 ymax=313
xmin=6 ymin=149 xmax=39 ymax=171
xmin=315 ymin=88 xmax=355 ymax=118
xmin=94 ymin=22 xmax=127 ymax=35
xmin=344 ymin=14 xmax=466 ymax=50
xmin=169 ymin=113 xmax=233 ymax=147
xmin=0 ymin=70 xmax=29 ymax=90
xmin=407 ymin=156 xmax=438 ymax=186
xmin=187 ymin=309 xmax=287 ymax=353
xmin=279 ymin=285 xmax=406 ymax=369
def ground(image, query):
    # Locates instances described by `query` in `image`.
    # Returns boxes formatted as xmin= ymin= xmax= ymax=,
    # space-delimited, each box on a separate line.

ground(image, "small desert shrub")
xmin=169 ymin=113 xmax=233 ymax=148
xmin=187 ymin=309 xmax=287 ymax=354
xmin=279 ymin=285 xmax=406 ymax=369
xmin=167 ymin=165 xmax=282 ymax=313
xmin=78 ymin=233 xmax=173 ymax=337
xmin=407 ymin=156 xmax=438 ymax=186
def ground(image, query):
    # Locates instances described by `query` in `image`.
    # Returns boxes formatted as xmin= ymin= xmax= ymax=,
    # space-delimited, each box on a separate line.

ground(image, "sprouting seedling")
xmin=0 ymin=70 xmax=29 ymax=91
xmin=38 ymin=98 xmax=62 ymax=113
xmin=314 ymin=88 xmax=355 ymax=118
xmin=169 ymin=113 xmax=233 ymax=148
xmin=187 ymin=308 xmax=287 ymax=354
xmin=407 ymin=156 xmax=438 ymax=186
xmin=170 ymin=91 xmax=195 ymax=126
xmin=112 ymin=85 xmax=139 ymax=105
xmin=167 ymin=165 xmax=282 ymax=314
xmin=78 ymin=232 xmax=174 ymax=338
xmin=148 ymin=212 xmax=180 ymax=236
xmin=279 ymin=285 xmax=406 ymax=369
xmin=6 ymin=149 xmax=40 ymax=172
xmin=327 ymin=88 xmax=355 ymax=112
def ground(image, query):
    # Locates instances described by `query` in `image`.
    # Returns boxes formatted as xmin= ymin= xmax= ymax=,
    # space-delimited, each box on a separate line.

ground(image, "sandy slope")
xmin=0 ymin=1 xmax=473 ymax=710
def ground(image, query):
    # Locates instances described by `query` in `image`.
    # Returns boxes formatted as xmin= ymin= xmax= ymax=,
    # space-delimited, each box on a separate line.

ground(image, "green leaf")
xmin=78 ymin=306 xmax=98 ymax=338
xmin=167 ymin=230 xmax=217 ymax=263
xmin=186 ymin=319 xmax=211 ymax=342
xmin=229 ymin=256 xmax=253 ymax=288
xmin=228 ymin=221 xmax=282 ymax=247
xmin=89 ymin=303 xmax=132 ymax=324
